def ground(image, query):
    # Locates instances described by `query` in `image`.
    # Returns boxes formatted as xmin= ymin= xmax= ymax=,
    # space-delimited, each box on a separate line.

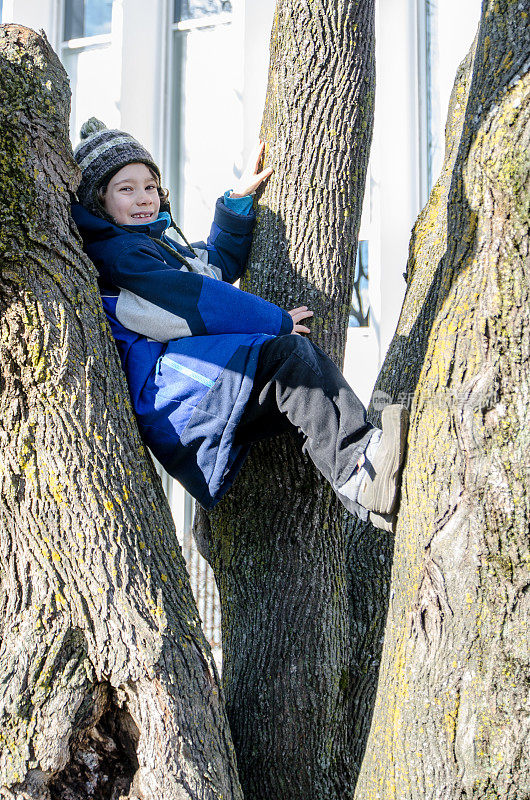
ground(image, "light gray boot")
xmin=358 ymin=404 xmax=409 ymax=515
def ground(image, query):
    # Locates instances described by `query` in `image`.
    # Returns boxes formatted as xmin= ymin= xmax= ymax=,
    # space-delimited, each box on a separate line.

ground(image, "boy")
xmin=72 ymin=119 xmax=408 ymax=531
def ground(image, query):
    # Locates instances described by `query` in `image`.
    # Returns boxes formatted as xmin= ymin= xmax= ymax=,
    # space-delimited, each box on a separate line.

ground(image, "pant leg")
xmin=234 ymin=335 xmax=374 ymax=489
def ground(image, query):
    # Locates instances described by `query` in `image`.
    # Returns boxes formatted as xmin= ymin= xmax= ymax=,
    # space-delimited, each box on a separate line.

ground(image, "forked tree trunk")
xmin=353 ymin=1 xmax=530 ymax=796
xmin=194 ymin=2 xmax=376 ymax=798
xmin=0 ymin=25 xmax=242 ymax=800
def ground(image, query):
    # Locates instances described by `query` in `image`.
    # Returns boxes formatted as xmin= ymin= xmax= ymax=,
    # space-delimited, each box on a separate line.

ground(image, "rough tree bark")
xmin=0 ymin=25 xmax=243 ymax=800
xmin=194 ymin=1 xmax=376 ymax=798
xmin=353 ymin=1 xmax=530 ymax=797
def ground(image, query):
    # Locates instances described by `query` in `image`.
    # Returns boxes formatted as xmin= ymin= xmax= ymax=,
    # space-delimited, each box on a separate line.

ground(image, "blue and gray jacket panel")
xmin=71 ymin=198 xmax=293 ymax=508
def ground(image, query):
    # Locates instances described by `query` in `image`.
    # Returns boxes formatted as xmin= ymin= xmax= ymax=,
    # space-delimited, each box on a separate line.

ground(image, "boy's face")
xmin=102 ymin=163 xmax=160 ymax=225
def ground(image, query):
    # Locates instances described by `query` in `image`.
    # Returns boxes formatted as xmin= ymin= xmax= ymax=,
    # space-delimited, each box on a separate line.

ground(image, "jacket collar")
xmin=122 ymin=211 xmax=172 ymax=238
xmin=71 ymin=203 xmax=172 ymax=241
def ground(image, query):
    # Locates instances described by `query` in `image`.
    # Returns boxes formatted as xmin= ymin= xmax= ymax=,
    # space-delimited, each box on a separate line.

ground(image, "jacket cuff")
xmin=214 ymin=196 xmax=256 ymax=234
xmin=223 ymin=190 xmax=254 ymax=216
xmin=279 ymin=310 xmax=294 ymax=335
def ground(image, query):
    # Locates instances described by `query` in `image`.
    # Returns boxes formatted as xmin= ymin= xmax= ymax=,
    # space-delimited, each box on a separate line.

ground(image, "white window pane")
xmin=170 ymin=24 xmax=241 ymax=240
xmin=63 ymin=45 xmax=120 ymax=144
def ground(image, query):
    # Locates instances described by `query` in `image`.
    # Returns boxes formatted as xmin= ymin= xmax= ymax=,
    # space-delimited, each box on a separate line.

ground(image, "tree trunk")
xmin=0 ymin=25 xmax=242 ymax=800
xmin=194 ymin=1 xmax=376 ymax=798
xmin=353 ymin=1 xmax=530 ymax=797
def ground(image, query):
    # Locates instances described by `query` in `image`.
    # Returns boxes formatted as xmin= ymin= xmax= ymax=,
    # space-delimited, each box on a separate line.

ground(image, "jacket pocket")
xmin=154 ymin=354 xmax=218 ymax=408
xmin=158 ymin=355 xmax=216 ymax=388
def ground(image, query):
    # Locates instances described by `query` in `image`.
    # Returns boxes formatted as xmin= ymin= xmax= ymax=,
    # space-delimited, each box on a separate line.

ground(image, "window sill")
xmin=61 ymin=33 xmax=112 ymax=51
xmin=171 ymin=13 xmax=232 ymax=33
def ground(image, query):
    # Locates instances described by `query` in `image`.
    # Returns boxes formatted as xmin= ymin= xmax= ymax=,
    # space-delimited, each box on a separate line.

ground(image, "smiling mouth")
xmin=131 ymin=212 xmax=153 ymax=219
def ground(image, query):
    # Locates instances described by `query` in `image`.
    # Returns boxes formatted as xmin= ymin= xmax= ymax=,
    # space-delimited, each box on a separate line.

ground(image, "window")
xmin=349 ymin=241 xmax=370 ymax=328
xmin=169 ymin=0 xmax=236 ymax=236
xmin=60 ymin=0 xmax=118 ymax=143
xmin=64 ymin=0 xmax=113 ymax=41
xmin=174 ymin=0 xmax=232 ymax=23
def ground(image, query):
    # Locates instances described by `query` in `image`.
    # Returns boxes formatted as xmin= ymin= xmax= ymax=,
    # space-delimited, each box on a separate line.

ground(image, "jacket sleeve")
xmin=108 ymin=239 xmax=293 ymax=343
xmin=191 ymin=196 xmax=257 ymax=284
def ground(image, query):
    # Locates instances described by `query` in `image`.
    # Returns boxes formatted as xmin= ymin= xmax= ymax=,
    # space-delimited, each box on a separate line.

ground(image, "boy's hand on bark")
xmin=230 ymin=140 xmax=273 ymax=198
xmin=288 ymin=306 xmax=313 ymax=335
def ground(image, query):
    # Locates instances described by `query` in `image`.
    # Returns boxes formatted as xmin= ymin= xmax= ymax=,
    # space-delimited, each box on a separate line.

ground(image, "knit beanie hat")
xmin=73 ymin=118 xmax=161 ymax=217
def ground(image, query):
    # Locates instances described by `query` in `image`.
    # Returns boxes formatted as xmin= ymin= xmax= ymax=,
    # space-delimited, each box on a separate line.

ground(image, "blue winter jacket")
xmin=71 ymin=198 xmax=293 ymax=508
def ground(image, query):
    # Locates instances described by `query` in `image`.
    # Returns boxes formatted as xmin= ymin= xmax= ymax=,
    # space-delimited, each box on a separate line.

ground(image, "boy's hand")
xmin=230 ymin=141 xmax=273 ymax=198
xmin=288 ymin=306 xmax=313 ymax=335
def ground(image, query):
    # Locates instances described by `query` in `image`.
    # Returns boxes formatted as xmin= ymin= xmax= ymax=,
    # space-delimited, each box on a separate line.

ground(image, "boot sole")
xmin=370 ymin=510 xmax=396 ymax=533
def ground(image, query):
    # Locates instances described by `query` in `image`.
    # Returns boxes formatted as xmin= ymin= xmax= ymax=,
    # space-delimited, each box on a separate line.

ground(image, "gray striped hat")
xmin=74 ymin=118 xmax=161 ymax=216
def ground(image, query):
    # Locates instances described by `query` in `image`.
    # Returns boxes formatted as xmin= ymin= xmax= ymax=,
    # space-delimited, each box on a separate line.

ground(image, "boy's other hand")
xmin=288 ymin=306 xmax=313 ymax=335
xmin=230 ymin=140 xmax=273 ymax=198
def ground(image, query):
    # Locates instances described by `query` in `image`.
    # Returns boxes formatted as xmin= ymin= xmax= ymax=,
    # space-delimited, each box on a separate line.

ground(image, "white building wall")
xmin=1 ymin=0 xmax=59 ymax=45
xmin=428 ymin=0 xmax=482 ymax=181
xmin=240 ymin=0 xmax=275 ymax=156
xmin=372 ymin=0 xmax=421 ymax=362
xmin=120 ymin=0 xmax=167 ymax=164
xmin=344 ymin=0 xmax=420 ymax=404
